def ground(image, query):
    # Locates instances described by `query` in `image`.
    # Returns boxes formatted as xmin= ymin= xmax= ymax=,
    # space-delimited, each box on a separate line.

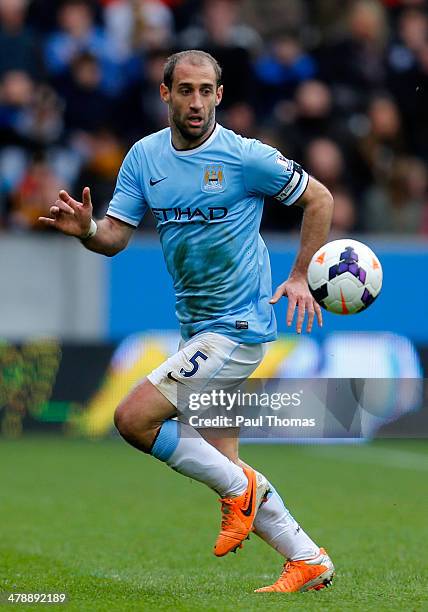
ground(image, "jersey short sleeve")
xmin=107 ymin=143 xmax=148 ymax=226
xmin=243 ymin=139 xmax=309 ymax=206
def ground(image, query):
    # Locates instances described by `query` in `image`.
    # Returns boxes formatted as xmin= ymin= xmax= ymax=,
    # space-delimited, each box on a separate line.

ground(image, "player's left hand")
xmin=270 ymin=275 xmax=322 ymax=334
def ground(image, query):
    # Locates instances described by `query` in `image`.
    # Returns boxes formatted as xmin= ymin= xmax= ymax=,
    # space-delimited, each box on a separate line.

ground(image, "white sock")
xmin=151 ymin=419 xmax=247 ymax=497
xmin=253 ymin=483 xmax=320 ymax=561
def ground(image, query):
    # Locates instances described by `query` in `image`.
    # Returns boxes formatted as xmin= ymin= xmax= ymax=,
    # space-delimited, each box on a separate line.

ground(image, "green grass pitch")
xmin=1 ymin=437 xmax=428 ymax=611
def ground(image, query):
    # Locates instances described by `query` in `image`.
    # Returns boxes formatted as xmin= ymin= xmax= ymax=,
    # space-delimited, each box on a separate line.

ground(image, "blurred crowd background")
xmin=0 ymin=0 xmax=427 ymax=234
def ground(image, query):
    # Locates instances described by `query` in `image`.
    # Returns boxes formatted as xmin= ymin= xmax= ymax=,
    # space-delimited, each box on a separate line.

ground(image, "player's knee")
xmin=114 ymin=402 xmax=157 ymax=452
xmin=114 ymin=402 xmax=134 ymax=437
xmin=114 ymin=402 xmax=148 ymax=439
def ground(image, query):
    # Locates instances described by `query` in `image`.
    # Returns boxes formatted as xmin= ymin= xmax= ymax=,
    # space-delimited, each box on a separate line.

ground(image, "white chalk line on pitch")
xmin=304 ymin=445 xmax=428 ymax=472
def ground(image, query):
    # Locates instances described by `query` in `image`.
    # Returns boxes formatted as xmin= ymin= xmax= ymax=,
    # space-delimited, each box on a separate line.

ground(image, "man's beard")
xmin=172 ymin=107 xmax=215 ymax=142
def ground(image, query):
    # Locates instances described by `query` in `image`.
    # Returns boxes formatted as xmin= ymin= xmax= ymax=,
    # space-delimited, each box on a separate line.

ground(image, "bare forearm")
xmin=270 ymin=178 xmax=332 ymax=333
xmin=80 ymin=216 xmax=131 ymax=257
xmin=39 ymin=188 xmax=134 ymax=255
xmin=290 ymin=183 xmax=334 ymax=279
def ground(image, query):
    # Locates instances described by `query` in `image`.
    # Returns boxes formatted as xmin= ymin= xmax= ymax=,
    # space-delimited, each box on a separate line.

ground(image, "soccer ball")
xmin=307 ymin=239 xmax=383 ymax=314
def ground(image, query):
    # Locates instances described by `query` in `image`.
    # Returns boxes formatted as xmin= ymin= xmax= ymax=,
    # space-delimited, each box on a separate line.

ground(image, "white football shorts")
xmin=147 ymin=332 xmax=265 ymax=408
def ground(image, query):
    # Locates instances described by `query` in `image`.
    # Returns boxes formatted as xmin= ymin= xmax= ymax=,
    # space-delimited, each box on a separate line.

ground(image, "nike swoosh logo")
xmin=241 ymin=477 xmax=255 ymax=517
xmin=150 ymin=176 xmax=167 ymax=186
xmin=340 ymin=288 xmax=349 ymax=315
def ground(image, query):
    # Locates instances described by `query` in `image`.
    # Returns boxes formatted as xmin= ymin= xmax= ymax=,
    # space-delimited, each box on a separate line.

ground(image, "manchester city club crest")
xmin=201 ymin=163 xmax=226 ymax=193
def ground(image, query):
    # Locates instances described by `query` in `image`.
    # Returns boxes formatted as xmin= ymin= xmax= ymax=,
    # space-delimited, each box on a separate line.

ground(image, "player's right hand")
xmin=39 ymin=187 xmax=93 ymax=238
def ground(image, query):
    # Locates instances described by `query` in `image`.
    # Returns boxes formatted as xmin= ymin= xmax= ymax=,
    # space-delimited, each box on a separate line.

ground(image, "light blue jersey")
xmin=107 ymin=124 xmax=309 ymax=343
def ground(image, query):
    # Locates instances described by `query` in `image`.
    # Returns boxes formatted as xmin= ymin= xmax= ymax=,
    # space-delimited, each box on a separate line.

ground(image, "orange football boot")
xmin=214 ymin=467 xmax=268 ymax=557
xmin=255 ymin=548 xmax=335 ymax=593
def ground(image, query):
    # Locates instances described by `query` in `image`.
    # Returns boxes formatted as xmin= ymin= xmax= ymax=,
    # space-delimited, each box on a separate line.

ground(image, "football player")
xmin=40 ymin=50 xmax=335 ymax=593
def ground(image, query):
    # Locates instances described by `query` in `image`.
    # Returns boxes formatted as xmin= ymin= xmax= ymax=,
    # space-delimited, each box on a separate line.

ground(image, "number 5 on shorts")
xmin=180 ymin=351 xmax=208 ymax=377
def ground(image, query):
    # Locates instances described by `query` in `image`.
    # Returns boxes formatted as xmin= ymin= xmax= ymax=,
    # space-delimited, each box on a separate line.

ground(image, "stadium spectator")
xmin=304 ymin=138 xmax=347 ymax=193
xmin=102 ymin=0 xmax=175 ymax=56
xmin=330 ymin=188 xmax=357 ymax=235
xmin=363 ymin=156 xmax=428 ymax=233
xmin=282 ymin=80 xmax=352 ymax=161
xmin=179 ymin=0 xmax=261 ymax=53
xmin=0 ymin=70 xmax=36 ymax=147
xmin=0 ymin=0 xmax=42 ymax=79
xmin=27 ymin=0 xmax=72 ymax=34
xmin=396 ymin=7 xmax=427 ymax=54
xmin=115 ymin=47 xmax=170 ymax=141
xmin=254 ymin=35 xmax=317 ymax=113
xmin=178 ymin=0 xmax=262 ymax=106
xmin=74 ymin=128 xmax=125 ymax=218
xmin=387 ymin=8 xmax=428 ymax=158
xmin=0 ymin=71 xmax=62 ymax=148
xmin=9 ymin=154 xmax=63 ymax=230
xmin=44 ymin=0 xmax=133 ymax=96
xmin=357 ymin=94 xmax=406 ymax=184
xmin=222 ymin=101 xmax=256 ymax=138
xmin=242 ymin=0 xmax=307 ymax=39
xmin=317 ymin=0 xmax=389 ymax=112
xmin=54 ymin=52 xmax=114 ymax=135
xmin=21 ymin=84 xmax=64 ymax=147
